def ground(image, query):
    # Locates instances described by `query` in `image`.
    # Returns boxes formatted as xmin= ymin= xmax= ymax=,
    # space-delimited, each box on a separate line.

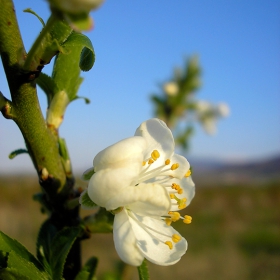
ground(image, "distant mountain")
xmin=190 ymin=155 xmax=280 ymax=187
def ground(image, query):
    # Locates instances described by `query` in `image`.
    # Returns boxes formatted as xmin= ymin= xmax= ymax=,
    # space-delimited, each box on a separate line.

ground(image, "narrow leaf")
xmin=24 ymin=8 xmax=45 ymax=27
xmin=49 ymin=227 xmax=82 ymax=280
xmin=9 ymin=149 xmax=28 ymax=159
xmin=36 ymin=220 xmax=57 ymax=276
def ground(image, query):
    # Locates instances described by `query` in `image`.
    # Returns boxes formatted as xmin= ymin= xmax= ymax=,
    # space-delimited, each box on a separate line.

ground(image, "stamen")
xmin=168 ymin=211 xmax=180 ymax=222
xmin=165 ymin=159 xmax=170 ymax=165
xmin=171 ymin=163 xmax=179 ymax=170
xmin=165 ymin=241 xmax=173 ymax=250
xmin=148 ymin=159 xmax=154 ymax=164
xmin=142 ymin=161 xmax=146 ymax=166
xmin=183 ymin=215 xmax=192 ymax=224
xmin=185 ymin=169 xmax=191 ymax=177
xmin=172 ymin=234 xmax=181 ymax=243
xmin=151 ymin=150 xmax=160 ymax=160
xmin=178 ymin=188 xmax=183 ymax=194
xmin=165 ymin=218 xmax=172 ymax=226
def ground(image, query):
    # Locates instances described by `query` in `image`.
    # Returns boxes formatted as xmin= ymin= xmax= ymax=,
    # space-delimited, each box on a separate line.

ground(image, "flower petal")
xmin=88 ymin=166 xmax=139 ymax=207
xmin=128 ymin=213 xmax=187 ymax=265
xmin=135 ymin=118 xmax=175 ymax=160
xmin=106 ymin=183 xmax=171 ymax=215
xmin=113 ymin=209 xmax=144 ymax=266
xmin=93 ymin=136 xmax=146 ymax=171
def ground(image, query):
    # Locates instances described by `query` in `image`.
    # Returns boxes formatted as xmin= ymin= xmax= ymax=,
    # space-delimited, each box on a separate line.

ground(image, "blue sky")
xmin=0 ymin=0 xmax=279 ymax=174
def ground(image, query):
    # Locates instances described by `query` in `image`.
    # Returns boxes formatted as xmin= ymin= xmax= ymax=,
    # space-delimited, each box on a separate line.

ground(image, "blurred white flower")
xmin=196 ymin=100 xmax=230 ymax=135
xmin=216 ymin=102 xmax=230 ymax=117
xmin=82 ymin=118 xmax=195 ymax=266
xmin=49 ymin=0 xmax=104 ymax=13
xmin=164 ymin=82 xmax=179 ymax=96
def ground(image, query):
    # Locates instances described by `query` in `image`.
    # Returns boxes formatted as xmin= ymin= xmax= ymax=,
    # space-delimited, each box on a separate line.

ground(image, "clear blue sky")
xmin=0 ymin=0 xmax=279 ymax=174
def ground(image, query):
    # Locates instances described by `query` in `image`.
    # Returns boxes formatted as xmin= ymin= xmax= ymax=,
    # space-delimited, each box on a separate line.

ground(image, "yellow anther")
xmin=148 ymin=159 xmax=154 ymax=164
xmin=142 ymin=161 xmax=146 ymax=166
xmin=165 ymin=218 xmax=172 ymax=226
xmin=177 ymin=197 xmax=187 ymax=209
xmin=151 ymin=150 xmax=160 ymax=160
xmin=185 ymin=169 xmax=192 ymax=177
xmin=174 ymin=184 xmax=180 ymax=190
xmin=172 ymin=234 xmax=181 ymax=243
xmin=183 ymin=215 xmax=192 ymax=224
xmin=165 ymin=241 xmax=173 ymax=250
xmin=178 ymin=188 xmax=183 ymax=194
xmin=165 ymin=159 xmax=171 ymax=165
xmin=168 ymin=211 xmax=180 ymax=222
xmin=178 ymin=203 xmax=187 ymax=210
xmin=171 ymin=163 xmax=179 ymax=170
xmin=169 ymin=193 xmax=175 ymax=199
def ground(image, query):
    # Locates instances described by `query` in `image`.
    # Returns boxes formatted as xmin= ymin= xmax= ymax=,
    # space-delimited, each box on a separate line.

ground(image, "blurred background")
xmin=0 ymin=0 xmax=280 ymax=279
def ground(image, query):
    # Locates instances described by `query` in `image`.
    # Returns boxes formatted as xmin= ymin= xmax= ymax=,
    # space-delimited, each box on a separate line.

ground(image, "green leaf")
xmin=0 ymin=231 xmax=44 ymax=270
xmin=8 ymin=149 xmax=28 ymax=159
xmin=36 ymin=220 xmax=57 ymax=276
xmin=23 ymin=15 xmax=73 ymax=72
xmin=0 ymin=251 xmax=50 ymax=280
xmin=137 ymin=259 xmax=150 ymax=280
xmin=83 ymin=208 xmax=114 ymax=234
xmin=80 ymin=47 xmax=95 ymax=72
xmin=0 ymin=231 xmax=50 ymax=280
xmin=36 ymin=73 xmax=59 ymax=105
xmin=52 ymin=31 xmax=95 ymax=101
xmin=23 ymin=8 xmax=45 ymax=27
xmin=49 ymin=226 xmax=82 ymax=280
xmin=82 ymin=167 xmax=95 ymax=180
xmin=74 ymin=257 xmax=98 ymax=280
xmin=80 ymin=190 xmax=97 ymax=209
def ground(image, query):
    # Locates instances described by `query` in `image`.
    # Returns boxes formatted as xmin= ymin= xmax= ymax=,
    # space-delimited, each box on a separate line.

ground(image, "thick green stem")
xmin=0 ymin=0 xmax=66 ymax=191
xmin=0 ymin=2 xmax=82 ymax=278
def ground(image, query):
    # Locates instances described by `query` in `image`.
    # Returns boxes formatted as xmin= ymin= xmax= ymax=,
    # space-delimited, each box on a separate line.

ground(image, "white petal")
xmin=106 ymin=183 xmax=171 ymax=214
xmin=88 ymin=167 xmax=139 ymax=207
xmin=113 ymin=209 xmax=144 ymax=266
xmin=135 ymin=119 xmax=175 ymax=160
xmin=129 ymin=213 xmax=188 ymax=265
xmin=158 ymin=154 xmax=190 ymax=179
xmin=93 ymin=136 xmax=146 ymax=171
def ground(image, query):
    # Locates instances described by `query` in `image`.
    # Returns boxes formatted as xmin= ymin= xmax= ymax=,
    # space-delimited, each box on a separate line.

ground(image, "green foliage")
xmin=80 ymin=190 xmax=98 ymax=209
xmin=150 ymin=56 xmax=201 ymax=150
xmin=74 ymin=257 xmax=98 ymax=280
xmin=83 ymin=208 xmax=114 ymax=233
xmin=36 ymin=221 xmax=83 ymax=280
xmin=82 ymin=168 xmax=95 ymax=181
xmin=0 ymin=231 xmax=50 ymax=280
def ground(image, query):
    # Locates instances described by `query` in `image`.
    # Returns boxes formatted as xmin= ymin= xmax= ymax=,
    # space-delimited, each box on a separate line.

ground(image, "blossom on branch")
xmin=81 ymin=118 xmax=195 ymax=266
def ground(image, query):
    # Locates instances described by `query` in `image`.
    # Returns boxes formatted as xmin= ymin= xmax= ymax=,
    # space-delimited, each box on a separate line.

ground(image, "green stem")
xmin=23 ymin=14 xmax=57 ymax=72
xmin=0 ymin=0 xmax=66 ymax=194
xmin=137 ymin=259 xmax=150 ymax=280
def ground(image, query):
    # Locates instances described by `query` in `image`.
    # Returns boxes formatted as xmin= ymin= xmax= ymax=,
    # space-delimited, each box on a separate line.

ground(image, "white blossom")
xmin=82 ymin=118 xmax=195 ymax=266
